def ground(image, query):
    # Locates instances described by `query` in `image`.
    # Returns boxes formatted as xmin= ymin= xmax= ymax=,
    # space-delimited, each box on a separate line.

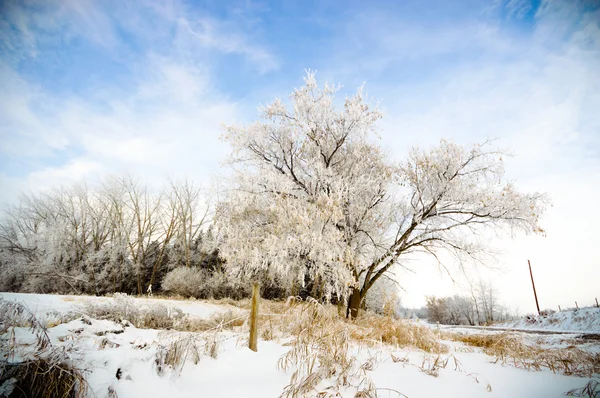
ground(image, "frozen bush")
xmin=161 ymin=267 xmax=251 ymax=300
xmin=161 ymin=267 xmax=208 ymax=298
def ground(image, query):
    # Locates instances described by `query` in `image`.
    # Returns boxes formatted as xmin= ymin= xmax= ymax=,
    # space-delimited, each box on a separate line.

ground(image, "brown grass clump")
xmin=0 ymin=357 xmax=88 ymax=398
xmin=350 ymin=313 xmax=448 ymax=354
xmin=450 ymin=332 xmax=600 ymax=377
xmin=0 ymin=299 xmax=88 ymax=398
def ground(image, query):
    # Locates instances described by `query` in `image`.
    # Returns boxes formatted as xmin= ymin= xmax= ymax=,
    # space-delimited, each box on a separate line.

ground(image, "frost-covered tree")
xmin=0 ymin=175 xmax=213 ymax=296
xmin=215 ymin=72 xmax=547 ymax=318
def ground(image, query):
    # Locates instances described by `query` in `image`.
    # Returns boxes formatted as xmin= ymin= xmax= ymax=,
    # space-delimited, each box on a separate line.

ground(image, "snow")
xmin=497 ymin=307 xmax=600 ymax=333
xmin=0 ymin=292 xmax=237 ymax=321
xmin=370 ymin=348 xmax=585 ymax=398
xmin=1 ymin=293 xmax=598 ymax=397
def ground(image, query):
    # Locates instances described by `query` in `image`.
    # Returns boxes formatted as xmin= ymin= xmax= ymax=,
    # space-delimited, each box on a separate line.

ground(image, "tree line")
xmin=0 ymin=176 xmax=217 ymax=296
xmin=426 ymin=280 xmax=515 ymax=326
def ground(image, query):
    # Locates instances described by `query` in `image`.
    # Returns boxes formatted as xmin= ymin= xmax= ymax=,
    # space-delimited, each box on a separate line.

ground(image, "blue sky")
xmin=1 ymin=0 xmax=599 ymax=311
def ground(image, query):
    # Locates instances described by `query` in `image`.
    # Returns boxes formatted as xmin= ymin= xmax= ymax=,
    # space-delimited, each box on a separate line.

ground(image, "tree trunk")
xmin=346 ymin=288 xmax=362 ymax=320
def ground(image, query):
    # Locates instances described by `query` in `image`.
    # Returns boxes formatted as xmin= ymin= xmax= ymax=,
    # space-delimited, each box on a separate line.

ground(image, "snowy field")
xmin=497 ymin=307 xmax=600 ymax=334
xmin=1 ymin=293 xmax=598 ymax=398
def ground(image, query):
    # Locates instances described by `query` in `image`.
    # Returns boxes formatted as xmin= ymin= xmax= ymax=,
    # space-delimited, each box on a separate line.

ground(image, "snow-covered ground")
xmin=1 ymin=293 xmax=598 ymax=398
xmin=0 ymin=292 xmax=237 ymax=321
xmin=497 ymin=307 xmax=600 ymax=333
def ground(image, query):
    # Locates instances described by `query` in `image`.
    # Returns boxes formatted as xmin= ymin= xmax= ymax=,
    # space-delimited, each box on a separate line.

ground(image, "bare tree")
xmin=167 ymin=178 xmax=210 ymax=269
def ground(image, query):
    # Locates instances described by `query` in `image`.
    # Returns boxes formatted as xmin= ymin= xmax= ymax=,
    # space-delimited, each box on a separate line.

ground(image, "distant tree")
xmin=476 ymin=280 xmax=500 ymax=324
xmin=426 ymin=296 xmax=448 ymax=324
xmin=216 ymin=72 xmax=548 ymax=319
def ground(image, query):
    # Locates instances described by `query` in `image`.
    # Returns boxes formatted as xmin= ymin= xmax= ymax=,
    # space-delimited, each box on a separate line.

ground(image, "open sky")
xmin=1 ymin=0 xmax=599 ymax=313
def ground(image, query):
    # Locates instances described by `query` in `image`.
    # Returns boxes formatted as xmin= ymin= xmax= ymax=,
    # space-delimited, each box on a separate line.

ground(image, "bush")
xmin=161 ymin=267 xmax=207 ymax=298
xmin=161 ymin=267 xmax=250 ymax=300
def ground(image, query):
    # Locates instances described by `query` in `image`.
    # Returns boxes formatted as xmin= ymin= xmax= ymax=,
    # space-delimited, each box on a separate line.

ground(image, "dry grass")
xmin=566 ymin=379 xmax=600 ymax=397
xmin=81 ymin=293 xmax=187 ymax=330
xmin=1 ymin=299 xmax=52 ymax=357
xmin=449 ymin=332 xmax=600 ymax=377
xmin=0 ymin=299 xmax=88 ymax=398
xmin=60 ymin=296 xmax=79 ymax=302
xmin=154 ymin=329 xmax=224 ymax=376
xmin=81 ymin=293 xmax=248 ymax=333
xmin=207 ymin=297 xmax=252 ymax=309
xmin=255 ymin=297 xmax=447 ymax=354
xmin=0 ymin=356 xmax=88 ymax=398
xmin=152 ymin=310 xmax=248 ymax=375
xmin=277 ymin=299 xmax=378 ymax=398
xmin=349 ymin=313 xmax=448 ymax=354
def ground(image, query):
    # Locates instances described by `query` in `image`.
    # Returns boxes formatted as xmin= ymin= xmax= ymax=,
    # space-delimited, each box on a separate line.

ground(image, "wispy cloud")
xmin=179 ymin=18 xmax=279 ymax=73
xmin=0 ymin=0 xmax=280 ymax=204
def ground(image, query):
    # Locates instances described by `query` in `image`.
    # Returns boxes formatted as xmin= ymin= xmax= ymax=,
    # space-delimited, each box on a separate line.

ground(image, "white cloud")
xmin=0 ymin=0 xmax=281 ymax=208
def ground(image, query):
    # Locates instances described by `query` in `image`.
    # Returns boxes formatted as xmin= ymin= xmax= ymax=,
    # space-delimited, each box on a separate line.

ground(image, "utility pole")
xmin=528 ymin=260 xmax=541 ymax=315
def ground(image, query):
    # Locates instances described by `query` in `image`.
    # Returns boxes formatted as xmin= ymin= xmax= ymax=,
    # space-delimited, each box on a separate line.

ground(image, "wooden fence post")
xmin=558 ymin=305 xmax=561 ymax=312
xmin=249 ymin=282 xmax=260 ymax=352
xmin=596 ymin=298 xmax=599 ymax=308
xmin=575 ymin=301 xmax=578 ymax=309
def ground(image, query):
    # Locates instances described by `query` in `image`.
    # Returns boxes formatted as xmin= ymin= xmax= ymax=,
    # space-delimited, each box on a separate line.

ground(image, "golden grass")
xmin=449 ymin=332 xmax=600 ymax=377
xmin=251 ymin=297 xmax=447 ymax=355
xmin=349 ymin=313 xmax=448 ymax=354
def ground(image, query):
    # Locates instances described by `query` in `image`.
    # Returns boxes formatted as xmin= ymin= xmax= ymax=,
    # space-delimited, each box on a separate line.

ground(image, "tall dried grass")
xmin=277 ymin=299 xmax=377 ymax=398
xmin=259 ymin=297 xmax=447 ymax=354
xmin=450 ymin=332 xmax=600 ymax=377
xmin=349 ymin=313 xmax=448 ymax=354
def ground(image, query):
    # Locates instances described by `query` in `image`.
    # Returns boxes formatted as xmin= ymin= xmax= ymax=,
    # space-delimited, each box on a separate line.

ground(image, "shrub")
xmin=161 ymin=267 xmax=250 ymax=300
